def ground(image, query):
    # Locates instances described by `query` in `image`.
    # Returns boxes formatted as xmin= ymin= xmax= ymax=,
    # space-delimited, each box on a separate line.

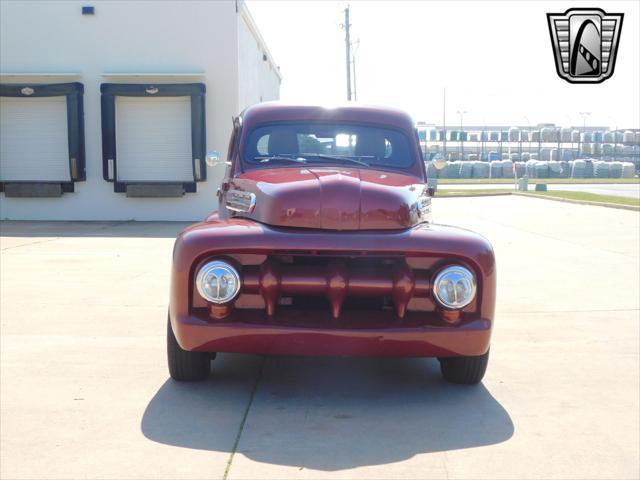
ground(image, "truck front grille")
xmin=240 ymin=256 xmax=431 ymax=319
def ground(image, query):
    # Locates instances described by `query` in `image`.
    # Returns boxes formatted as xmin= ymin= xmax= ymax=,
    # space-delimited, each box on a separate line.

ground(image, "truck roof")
xmin=241 ymin=102 xmax=417 ymax=134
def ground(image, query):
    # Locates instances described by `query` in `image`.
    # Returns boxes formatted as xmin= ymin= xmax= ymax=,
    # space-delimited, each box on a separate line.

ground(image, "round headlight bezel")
xmin=195 ymin=260 xmax=241 ymax=304
xmin=432 ymin=265 xmax=477 ymax=310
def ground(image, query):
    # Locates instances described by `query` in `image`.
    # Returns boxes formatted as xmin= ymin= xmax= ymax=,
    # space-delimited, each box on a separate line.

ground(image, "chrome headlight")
xmin=410 ymin=195 xmax=432 ymax=224
xmin=196 ymin=261 xmax=241 ymax=304
xmin=433 ymin=265 xmax=476 ymax=309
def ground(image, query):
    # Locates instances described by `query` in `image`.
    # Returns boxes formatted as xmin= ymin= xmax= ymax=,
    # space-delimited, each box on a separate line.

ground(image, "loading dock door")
xmin=115 ymin=96 xmax=193 ymax=182
xmin=0 ymin=96 xmax=71 ymax=181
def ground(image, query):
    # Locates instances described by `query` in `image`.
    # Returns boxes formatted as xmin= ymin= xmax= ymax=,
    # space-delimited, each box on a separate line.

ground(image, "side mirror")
xmin=206 ymin=150 xmax=230 ymax=167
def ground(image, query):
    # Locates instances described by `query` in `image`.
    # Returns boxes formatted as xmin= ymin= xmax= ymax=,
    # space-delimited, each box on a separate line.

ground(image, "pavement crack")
xmin=0 ymin=220 xmax=135 ymax=251
xmin=0 ymin=236 xmax=60 ymax=251
xmin=223 ymin=355 xmax=266 ymax=480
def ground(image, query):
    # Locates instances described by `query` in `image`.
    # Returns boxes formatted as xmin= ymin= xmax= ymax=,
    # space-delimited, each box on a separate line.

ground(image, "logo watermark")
xmin=547 ymin=8 xmax=623 ymax=84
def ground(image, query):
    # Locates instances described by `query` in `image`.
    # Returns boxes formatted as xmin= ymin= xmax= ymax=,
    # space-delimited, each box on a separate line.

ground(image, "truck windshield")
xmin=243 ymin=123 xmax=415 ymax=170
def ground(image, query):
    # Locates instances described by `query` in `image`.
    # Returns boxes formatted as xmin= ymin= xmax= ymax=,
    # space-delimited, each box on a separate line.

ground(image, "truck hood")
xmin=227 ymin=167 xmax=430 ymax=230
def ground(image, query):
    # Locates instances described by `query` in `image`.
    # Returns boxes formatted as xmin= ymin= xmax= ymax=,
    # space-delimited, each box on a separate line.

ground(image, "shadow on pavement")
xmin=142 ymin=354 xmax=514 ymax=471
xmin=0 ymin=220 xmax=191 ymax=238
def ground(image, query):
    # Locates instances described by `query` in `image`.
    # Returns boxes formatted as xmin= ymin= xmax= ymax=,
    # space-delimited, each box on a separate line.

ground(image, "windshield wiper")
xmin=301 ymin=154 xmax=370 ymax=167
xmin=254 ymin=155 xmax=307 ymax=164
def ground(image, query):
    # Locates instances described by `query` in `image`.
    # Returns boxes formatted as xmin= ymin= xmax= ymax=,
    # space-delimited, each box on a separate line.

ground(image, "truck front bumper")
xmin=170 ymin=313 xmax=491 ymax=357
xmin=170 ymin=218 xmax=496 ymax=358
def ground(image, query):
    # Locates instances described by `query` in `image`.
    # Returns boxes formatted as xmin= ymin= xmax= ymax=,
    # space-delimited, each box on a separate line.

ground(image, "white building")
xmin=0 ymin=0 xmax=281 ymax=221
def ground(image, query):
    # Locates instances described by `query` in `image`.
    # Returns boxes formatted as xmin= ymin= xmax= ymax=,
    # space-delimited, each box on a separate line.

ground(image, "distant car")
xmin=168 ymin=104 xmax=496 ymax=384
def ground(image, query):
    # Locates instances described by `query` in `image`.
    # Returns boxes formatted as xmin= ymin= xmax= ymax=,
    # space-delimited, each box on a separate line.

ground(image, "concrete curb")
xmin=435 ymin=192 xmax=512 ymax=198
xmin=514 ymin=192 xmax=640 ymax=212
xmin=437 ymin=180 xmax=640 ymax=186
xmin=436 ymin=191 xmax=640 ymax=211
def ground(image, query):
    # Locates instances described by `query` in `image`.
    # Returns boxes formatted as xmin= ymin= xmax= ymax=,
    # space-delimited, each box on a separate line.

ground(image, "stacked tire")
xmin=459 ymin=161 xmax=473 ymax=178
xmin=621 ymin=162 xmax=635 ymax=178
xmin=535 ymin=161 xmax=549 ymax=178
xmin=609 ymin=161 xmax=623 ymax=178
xmin=472 ymin=161 xmax=489 ymax=179
xmin=593 ymin=161 xmax=610 ymax=179
xmin=514 ymin=162 xmax=527 ymax=177
xmin=490 ymin=160 xmax=502 ymax=178
xmin=501 ymin=160 xmax=513 ymax=178
xmin=558 ymin=160 xmax=571 ymax=178
xmin=547 ymin=161 xmax=562 ymax=178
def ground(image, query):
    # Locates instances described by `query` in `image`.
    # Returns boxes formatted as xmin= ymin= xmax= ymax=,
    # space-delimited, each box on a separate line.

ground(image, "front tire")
xmin=167 ymin=318 xmax=211 ymax=381
xmin=439 ymin=349 xmax=489 ymax=384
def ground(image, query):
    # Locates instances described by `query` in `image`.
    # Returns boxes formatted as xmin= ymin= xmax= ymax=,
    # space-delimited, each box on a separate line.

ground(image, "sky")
xmin=246 ymin=0 xmax=640 ymax=129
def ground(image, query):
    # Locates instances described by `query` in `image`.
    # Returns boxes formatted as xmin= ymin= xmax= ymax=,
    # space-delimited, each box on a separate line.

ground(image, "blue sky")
xmin=247 ymin=1 xmax=639 ymax=129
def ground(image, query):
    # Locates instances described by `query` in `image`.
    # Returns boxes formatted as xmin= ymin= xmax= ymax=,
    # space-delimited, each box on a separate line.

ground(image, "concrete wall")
xmin=237 ymin=5 xmax=282 ymax=111
xmin=0 ymin=0 xmax=280 ymax=221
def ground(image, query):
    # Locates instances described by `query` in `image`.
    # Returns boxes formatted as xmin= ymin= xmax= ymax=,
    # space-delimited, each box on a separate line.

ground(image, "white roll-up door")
xmin=0 ymin=96 xmax=70 ymax=181
xmin=115 ymin=96 xmax=193 ymax=182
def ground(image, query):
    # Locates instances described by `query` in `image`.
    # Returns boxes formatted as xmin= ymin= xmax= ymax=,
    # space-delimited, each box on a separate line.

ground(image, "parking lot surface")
xmin=1 ymin=196 xmax=638 ymax=480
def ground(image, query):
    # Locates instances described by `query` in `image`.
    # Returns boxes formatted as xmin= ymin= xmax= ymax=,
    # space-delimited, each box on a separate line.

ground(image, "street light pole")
xmin=565 ymin=114 xmax=573 ymax=156
xmin=608 ymin=115 xmax=618 ymax=161
xmin=481 ymin=116 xmax=487 ymax=159
xmin=579 ymin=111 xmax=591 ymax=158
xmin=456 ymin=110 xmax=467 ymax=160
xmin=524 ymin=116 xmax=531 ymax=157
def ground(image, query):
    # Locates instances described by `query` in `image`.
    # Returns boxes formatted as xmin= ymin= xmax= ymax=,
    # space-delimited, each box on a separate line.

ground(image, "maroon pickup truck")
xmin=168 ymin=103 xmax=496 ymax=384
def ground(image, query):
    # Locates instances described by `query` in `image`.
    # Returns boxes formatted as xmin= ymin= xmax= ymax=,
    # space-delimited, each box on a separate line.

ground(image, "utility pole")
xmin=344 ymin=6 xmax=352 ymax=101
xmin=442 ymin=88 xmax=446 ymax=158
xmin=524 ymin=116 xmax=532 ymax=156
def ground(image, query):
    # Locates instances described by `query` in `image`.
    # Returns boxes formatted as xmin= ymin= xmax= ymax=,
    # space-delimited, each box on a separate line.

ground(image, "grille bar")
xmin=241 ymin=260 xmax=431 ymax=319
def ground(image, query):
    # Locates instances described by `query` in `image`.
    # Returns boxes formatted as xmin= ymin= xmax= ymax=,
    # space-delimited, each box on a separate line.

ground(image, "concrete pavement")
xmin=1 ymin=197 xmax=638 ymax=479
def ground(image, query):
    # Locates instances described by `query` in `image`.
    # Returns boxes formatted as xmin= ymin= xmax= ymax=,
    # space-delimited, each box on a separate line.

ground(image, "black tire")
xmin=167 ymin=318 xmax=211 ymax=381
xmin=439 ymin=349 xmax=489 ymax=384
